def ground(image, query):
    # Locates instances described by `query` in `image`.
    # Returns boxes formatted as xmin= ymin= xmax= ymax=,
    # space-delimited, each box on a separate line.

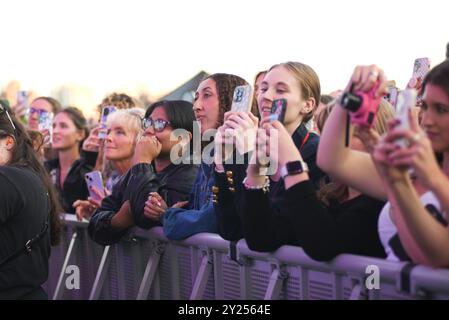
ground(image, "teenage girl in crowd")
xmin=213 ymin=62 xmax=325 ymax=245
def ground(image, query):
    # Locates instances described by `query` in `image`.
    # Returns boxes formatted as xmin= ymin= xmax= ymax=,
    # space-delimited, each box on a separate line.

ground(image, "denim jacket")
xmin=162 ymin=162 xmax=218 ymax=240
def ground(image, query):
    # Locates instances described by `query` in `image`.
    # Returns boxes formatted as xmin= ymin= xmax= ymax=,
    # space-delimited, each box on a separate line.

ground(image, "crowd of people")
xmin=1 ymin=50 xmax=449 ymax=299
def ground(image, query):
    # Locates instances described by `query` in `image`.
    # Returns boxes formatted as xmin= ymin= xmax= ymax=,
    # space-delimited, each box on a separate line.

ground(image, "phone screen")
xmin=269 ymin=99 xmax=287 ymax=124
xmin=98 ymin=106 xmax=116 ymax=139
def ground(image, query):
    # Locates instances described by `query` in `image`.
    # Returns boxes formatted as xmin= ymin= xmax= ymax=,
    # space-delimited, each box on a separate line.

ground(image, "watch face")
xmin=286 ymin=161 xmax=304 ymax=173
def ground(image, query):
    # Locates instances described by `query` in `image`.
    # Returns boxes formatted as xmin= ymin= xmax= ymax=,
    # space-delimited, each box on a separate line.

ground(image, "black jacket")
xmin=88 ymin=163 xmax=198 ymax=245
xmin=214 ymin=122 xmax=326 ymax=241
xmin=45 ymin=150 xmax=97 ymax=214
xmin=0 ymin=167 xmax=51 ymax=299
xmin=241 ymin=180 xmax=386 ymax=260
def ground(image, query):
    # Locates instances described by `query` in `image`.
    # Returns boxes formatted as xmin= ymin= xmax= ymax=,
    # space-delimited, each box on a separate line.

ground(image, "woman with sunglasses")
xmin=0 ymin=101 xmax=62 ymax=299
xmin=88 ymin=100 xmax=198 ymax=245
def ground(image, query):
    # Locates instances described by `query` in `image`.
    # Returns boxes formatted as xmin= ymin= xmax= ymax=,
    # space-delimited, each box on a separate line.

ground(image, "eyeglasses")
xmin=28 ymin=107 xmax=51 ymax=117
xmin=142 ymin=117 xmax=170 ymax=132
xmin=0 ymin=103 xmax=16 ymax=131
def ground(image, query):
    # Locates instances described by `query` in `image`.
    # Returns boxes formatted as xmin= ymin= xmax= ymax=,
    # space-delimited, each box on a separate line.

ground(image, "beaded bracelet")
xmin=242 ymin=176 xmax=270 ymax=193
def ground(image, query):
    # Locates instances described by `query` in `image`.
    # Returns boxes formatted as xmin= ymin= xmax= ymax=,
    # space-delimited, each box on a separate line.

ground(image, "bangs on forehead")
xmin=106 ymin=108 xmax=145 ymax=134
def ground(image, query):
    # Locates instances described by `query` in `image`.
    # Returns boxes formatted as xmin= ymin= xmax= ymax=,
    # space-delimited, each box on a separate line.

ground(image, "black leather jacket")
xmin=88 ymin=163 xmax=198 ymax=245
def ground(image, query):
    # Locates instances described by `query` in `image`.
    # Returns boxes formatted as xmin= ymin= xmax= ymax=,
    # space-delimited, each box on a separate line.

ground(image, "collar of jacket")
xmin=291 ymin=122 xmax=309 ymax=150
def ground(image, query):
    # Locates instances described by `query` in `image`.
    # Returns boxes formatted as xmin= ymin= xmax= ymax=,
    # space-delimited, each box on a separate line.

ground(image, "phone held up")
xmin=231 ymin=85 xmax=253 ymax=113
xmin=269 ymin=99 xmax=287 ymax=124
xmin=98 ymin=106 xmax=116 ymax=139
xmin=394 ymin=89 xmax=417 ymax=147
xmin=38 ymin=111 xmax=54 ymax=145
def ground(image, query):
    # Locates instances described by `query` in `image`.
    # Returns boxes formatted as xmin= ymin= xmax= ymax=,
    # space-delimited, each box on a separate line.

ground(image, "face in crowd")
xmin=105 ymin=121 xmax=138 ymax=161
xmin=193 ymin=78 xmax=220 ymax=135
xmin=257 ymin=63 xmax=318 ymax=130
xmin=143 ymin=106 xmax=179 ymax=157
xmin=28 ymin=98 xmax=54 ymax=131
xmin=421 ymin=83 xmax=449 ymax=154
xmin=52 ymin=111 xmax=85 ymax=151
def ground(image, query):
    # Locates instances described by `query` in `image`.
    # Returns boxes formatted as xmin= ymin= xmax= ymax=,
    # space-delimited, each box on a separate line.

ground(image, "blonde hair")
xmin=269 ymin=61 xmax=321 ymax=123
xmin=318 ymin=98 xmax=395 ymax=205
xmin=106 ymin=107 xmax=145 ymax=140
xmin=353 ymin=99 xmax=395 ymax=138
xmin=315 ymin=99 xmax=337 ymax=134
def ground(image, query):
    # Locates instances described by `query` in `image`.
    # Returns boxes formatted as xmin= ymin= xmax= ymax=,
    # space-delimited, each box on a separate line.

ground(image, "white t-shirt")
xmin=378 ymin=191 xmax=446 ymax=261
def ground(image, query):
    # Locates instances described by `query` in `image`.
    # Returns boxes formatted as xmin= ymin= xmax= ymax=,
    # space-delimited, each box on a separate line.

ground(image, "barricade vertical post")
xmin=136 ymin=241 xmax=166 ymax=300
xmin=264 ymin=264 xmax=288 ymax=300
xmin=213 ymin=250 xmax=224 ymax=299
xmin=53 ymin=232 xmax=78 ymax=300
xmin=189 ymin=249 xmax=213 ymax=300
xmin=89 ymin=245 xmax=112 ymax=300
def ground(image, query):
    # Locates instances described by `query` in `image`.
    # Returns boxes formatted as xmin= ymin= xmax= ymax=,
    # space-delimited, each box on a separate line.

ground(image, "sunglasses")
xmin=142 ymin=117 xmax=170 ymax=132
xmin=0 ymin=103 xmax=16 ymax=131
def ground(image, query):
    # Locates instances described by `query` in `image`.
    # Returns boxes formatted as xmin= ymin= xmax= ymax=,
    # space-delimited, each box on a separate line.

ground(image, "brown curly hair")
xmin=204 ymin=73 xmax=249 ymax=127
xmin=97 ymin=93 xmax=140 ymax=115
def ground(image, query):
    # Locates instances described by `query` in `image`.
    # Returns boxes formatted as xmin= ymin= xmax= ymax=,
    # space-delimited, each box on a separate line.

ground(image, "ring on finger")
xmin=368 ymin=70 xmax=379 ymax=82
xmin=410 ymin=132 xmax=423 ymax=144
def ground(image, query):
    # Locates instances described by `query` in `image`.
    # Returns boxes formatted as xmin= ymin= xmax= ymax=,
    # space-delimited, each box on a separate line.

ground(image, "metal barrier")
xmin=45 ymin=214 xmax=449 ymax=300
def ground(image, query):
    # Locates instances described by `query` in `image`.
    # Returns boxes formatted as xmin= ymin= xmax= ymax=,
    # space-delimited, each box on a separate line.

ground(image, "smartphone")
xmin=38 ymin=111 xmax=54 ymax=145
xmin=17 ymin=90 xmax=28 ymax=106
xmin=412 ymin=57 xmax=430 ymax=82
xmin=386 ymin=87 xmax=399 ymax=108
xmin=412 ymin=58 xmax=430 ymax=106
xmin=84 ymin=171 xmax=105 ymax=201
xmin=98 ymin=105 xmax=116 ymax=139
xmin=395 ymin=89 xmax=417 ymax=147
xmin=231 ymin=85 xmax=253 ymax=113
xmin=16 ymin=90 xmax=29 ymax=124
xmin=269 ymin=99 xmax=287 ymax=124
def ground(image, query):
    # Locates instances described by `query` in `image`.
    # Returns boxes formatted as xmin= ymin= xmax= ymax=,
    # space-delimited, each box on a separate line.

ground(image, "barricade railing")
xmin=45 ymin=214 xmax=449 ymax=300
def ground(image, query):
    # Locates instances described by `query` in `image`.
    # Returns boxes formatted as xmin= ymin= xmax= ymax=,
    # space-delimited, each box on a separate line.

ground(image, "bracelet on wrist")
xmin=243 ymin=176 xmax=270 ymax=193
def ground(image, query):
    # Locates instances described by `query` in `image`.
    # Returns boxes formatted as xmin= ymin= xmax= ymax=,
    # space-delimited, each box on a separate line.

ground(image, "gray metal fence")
xmin=44 ymin=214 xmax=449 ymax=300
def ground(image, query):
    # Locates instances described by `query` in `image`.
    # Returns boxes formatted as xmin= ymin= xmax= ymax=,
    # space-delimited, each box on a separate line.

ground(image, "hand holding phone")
xmin=98 ymin=106 xmax=116 ymax=139
xmin=269 ymin=99 xmax=287 ymax=124
xmin=15 ymin=91 xmax=29 ymax=123
xmin=231 ymin=85 xmax=253 ymax=113
xmin=384 ymin=81 xmax=399 ymax=108
xmin=38 ymin=111 xmax=54 ymax=146
xmin=395 ymin=89 xmax=417 ymax=147
xmin=408 ymin=58 xmax=430 ymax=106
xmin=85 ymin=171 xmax=105 ymax=202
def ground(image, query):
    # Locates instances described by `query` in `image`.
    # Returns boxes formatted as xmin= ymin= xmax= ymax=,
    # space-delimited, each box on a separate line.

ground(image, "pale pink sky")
xmin=1 ymin=0 xmax=447 ymax=116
